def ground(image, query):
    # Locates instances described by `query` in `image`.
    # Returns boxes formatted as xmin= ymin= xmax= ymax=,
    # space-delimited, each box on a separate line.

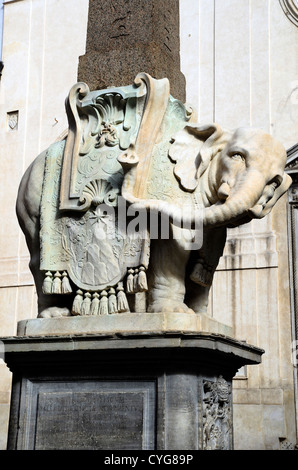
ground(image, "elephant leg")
xmin=185 ymin=281 xmax=211 ymax=314
xmin=16 ymin=150 xmax=72 ymax=318
xmin=147 ymin=225 xmax=194 ymax=313
xmin=185 ymin=226 xmax=227 ymax=313
xmin=29 ymin=248 xmax=73 ymax=318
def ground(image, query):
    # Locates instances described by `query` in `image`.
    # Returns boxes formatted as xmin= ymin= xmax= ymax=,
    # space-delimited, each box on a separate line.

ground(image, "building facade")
xmin=0 ymin=0 xmax=297 ymax=450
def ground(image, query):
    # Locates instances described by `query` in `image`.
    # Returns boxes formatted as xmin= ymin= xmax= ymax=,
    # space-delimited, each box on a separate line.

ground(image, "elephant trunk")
xmin=203 ymin=169 xmax=266 ymax=227
xmin=120 ymin=156 xmax=267 ymax=230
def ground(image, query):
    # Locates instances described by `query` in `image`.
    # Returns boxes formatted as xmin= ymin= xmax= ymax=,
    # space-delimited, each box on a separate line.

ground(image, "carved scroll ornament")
xmin=279 ymin=0 xmax=298 ymax=27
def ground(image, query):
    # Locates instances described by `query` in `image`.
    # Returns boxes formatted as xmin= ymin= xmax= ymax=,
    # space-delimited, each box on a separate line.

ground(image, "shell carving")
xmin=80 ymin=179 xmax=119 ymax=209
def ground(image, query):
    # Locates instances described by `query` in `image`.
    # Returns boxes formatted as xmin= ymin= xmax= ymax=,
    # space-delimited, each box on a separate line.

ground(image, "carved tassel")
xmin=99 ymin=290 xmax=108 ymax=315
xmin=133 ymin=268 xmax=139 ymax=292
xmin=90 ymin=292 xmax=100 ymax=315
xmin=52 ymin=271 xmax=62 ymax=294
xmin=117 ymin=282 xmax=130 ymax=313
xmin=42 ymin=271 xmax=53 ymax=294
xmin=108 ymin=288 xmax=117 ymax=314
xmin=61 ymin=271 xmax=72 ymax=294
xmin=72 ymin=289 xmax=83 ymax=316
xmin=137 ymin=266 xmax=148 ymax=292
xmin=126 ymin=268 xmax=135 ymax=294
xmin=81 ymin=292 xmax=91 ymax=315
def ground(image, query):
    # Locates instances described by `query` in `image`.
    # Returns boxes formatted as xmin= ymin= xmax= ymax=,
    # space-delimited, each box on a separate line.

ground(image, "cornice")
xmin=286 ymin=144 xmax=298 ymax=199
xmin=286 ymin=143 xmax=298 ymax=174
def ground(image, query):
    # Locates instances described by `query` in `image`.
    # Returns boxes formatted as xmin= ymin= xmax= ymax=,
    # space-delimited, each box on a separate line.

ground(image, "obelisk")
xmin=78 ymin=0 xmax=186 ymax=102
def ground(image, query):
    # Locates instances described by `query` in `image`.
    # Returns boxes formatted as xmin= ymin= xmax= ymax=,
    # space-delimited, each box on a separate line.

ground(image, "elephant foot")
xmin=38 ymin=306 xmax=71 ymax=318
xmin=148 ymin=300 xmax=194 ymax=314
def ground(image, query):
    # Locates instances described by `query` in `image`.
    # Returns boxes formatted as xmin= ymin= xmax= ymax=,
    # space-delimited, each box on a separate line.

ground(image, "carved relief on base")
xmin=202 ymin=376 xmax=232 ymax=450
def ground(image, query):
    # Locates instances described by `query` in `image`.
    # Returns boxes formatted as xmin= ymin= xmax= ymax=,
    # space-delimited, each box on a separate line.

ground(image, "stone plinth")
xmin=78 ymin=0 xmax=186 ymax=101
xmin=17 ymin=312 xmax=233 ymax=337
xmin=3 ymin=316 xmax=263 ymax=450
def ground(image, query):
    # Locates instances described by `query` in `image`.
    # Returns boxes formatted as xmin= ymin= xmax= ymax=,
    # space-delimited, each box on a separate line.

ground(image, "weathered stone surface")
xmin=84 ymin=0 xmax=180 ymax=53
xmin=33 ymin=384 xmax=155 ymax=450
xmin=78 ymin=45 xmax=186 ymax=101
xmin=78 ymin=0 xmax=186 ymax=101
xmin=17 ymin=312 xmax=233 ymax=337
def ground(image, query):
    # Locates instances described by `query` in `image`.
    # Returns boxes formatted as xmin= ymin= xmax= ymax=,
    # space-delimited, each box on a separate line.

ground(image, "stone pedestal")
xmin=2 ymin=314 xmax=263 ymax=450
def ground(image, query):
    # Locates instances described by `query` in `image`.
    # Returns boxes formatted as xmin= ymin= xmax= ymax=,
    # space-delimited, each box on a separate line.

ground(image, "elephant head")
xmin=169 ymin=124 xmax=292 ymax=228
xmin=119 ymin=122 xmax=291 ymax=230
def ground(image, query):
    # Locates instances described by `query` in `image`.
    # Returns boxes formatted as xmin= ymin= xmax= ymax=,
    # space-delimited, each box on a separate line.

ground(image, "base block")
xmin=2 ymin=316 xmax=263 ymax=450
xmin=17 ymin=312 xmax=233 ymax=337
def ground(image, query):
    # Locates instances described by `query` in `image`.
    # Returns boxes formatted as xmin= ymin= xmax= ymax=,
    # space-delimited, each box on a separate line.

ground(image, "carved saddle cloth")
xmin=39 ymin=74 xmax=193 ymax=315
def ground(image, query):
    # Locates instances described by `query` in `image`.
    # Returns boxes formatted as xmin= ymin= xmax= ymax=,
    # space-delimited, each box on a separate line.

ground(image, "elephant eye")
xmin=230 ymin=153 xmax=244 ymax=162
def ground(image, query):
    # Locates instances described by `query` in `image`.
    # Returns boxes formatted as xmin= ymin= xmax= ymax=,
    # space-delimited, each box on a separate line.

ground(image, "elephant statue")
xmin=16 ymin=73 xmax=291 ymax=318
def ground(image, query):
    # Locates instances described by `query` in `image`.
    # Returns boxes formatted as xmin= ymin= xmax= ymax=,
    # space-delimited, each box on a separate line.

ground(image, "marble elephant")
xmin=16 ymin=121 xmax=291 ymax=317
xmin=120 ymin=123 xmax=292 ymax=314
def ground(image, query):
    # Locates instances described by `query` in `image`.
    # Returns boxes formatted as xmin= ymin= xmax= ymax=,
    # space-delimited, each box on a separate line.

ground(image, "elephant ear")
xmin=169 ymin=123 xmax=227 ymax=192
